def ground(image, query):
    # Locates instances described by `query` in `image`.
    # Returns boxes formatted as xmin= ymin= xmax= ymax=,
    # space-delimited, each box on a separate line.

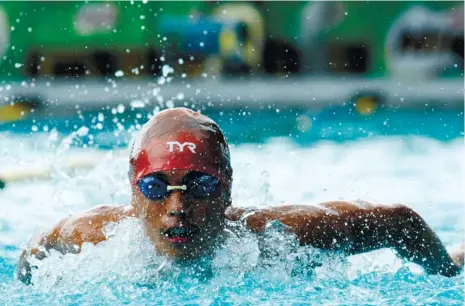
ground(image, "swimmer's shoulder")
xmin=30 ymin=205 xmax=136 ymax=253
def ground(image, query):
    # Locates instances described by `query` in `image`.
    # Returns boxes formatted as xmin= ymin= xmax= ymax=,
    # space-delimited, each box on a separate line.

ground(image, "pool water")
xmin=0 ymin=107 xmax=463 ymax=305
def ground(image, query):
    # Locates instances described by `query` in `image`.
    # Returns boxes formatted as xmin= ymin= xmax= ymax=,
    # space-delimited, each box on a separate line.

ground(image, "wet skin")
xmin=17 ymin=170 xmax=464 ymax=284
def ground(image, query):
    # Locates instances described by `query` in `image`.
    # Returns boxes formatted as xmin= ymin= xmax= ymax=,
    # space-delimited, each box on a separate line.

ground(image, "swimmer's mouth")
xmin=162 ymin=227 xmax=198 ymax=244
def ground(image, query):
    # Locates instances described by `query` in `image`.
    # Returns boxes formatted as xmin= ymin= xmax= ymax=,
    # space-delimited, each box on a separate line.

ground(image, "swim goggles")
xmin=137 ymin=173 xmax=220 ymax=201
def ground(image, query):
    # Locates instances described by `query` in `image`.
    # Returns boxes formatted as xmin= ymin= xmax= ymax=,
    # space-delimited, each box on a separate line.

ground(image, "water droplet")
xmin=162 ymin=65 xmax=174 ymax=77
xmin=117 ymin=104 xmax=125 ymax=113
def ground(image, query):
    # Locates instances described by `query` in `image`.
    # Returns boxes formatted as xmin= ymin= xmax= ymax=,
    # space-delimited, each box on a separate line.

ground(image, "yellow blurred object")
xmin=213 ymin=3 xmax=265 ymax=69
xmin=219 ymin=29 xmax=237 ymax=56
xmin=0 ymin=103 xmax=33 ymax=122
xmin=355 ymin=96 xmax=378 ymax=116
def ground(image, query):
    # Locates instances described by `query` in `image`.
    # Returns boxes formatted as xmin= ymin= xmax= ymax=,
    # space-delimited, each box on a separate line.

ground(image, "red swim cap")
xmin=129 ymin=108 xmax=232 ymax=189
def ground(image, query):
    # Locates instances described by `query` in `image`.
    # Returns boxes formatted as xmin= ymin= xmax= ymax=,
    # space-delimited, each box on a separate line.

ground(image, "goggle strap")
xmin=166 ymin=185 xmax=187 ymax=191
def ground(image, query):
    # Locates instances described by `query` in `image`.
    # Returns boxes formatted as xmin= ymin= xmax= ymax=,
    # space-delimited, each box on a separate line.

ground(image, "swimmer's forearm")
xmin=314 ymin=205 xmax=461 ymax=276
xmin=229 ymin=204 xmax=461 ymax=277
xmin=320 ymin=205 xmax=461 ymax=277
xmin=325 ymin=205 xmax=461 ymax=276
xmin=383 ymin=206 xmax=461 ymax=277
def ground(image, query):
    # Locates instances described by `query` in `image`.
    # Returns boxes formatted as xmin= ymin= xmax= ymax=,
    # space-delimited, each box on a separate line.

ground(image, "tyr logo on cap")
xmin=167 ymin=141 xmax=197 ymax=153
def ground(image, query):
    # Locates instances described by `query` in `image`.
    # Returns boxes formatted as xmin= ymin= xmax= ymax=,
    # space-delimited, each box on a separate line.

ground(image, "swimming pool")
xmin=0 ymin=106 xmax=463 ymax=305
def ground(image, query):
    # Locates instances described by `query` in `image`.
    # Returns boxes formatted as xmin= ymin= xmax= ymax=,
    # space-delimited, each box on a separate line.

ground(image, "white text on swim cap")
xmin=167 ymin=141 xmax=196 ymax=154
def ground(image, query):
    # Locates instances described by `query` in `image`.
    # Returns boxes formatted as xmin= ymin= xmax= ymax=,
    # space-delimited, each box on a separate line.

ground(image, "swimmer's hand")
xmin=226 ymin=202 xmax=463 ymax=277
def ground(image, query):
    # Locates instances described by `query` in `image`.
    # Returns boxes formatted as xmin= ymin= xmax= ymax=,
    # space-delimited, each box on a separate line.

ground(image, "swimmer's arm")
xmin=16 ymin=205 xmax=132 ymax=284
xmin=226 ymin=202 xmax=463 ymax=277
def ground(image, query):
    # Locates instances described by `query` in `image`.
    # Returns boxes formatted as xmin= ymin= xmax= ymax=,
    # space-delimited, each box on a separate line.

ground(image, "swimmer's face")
xmin=132 ymin=170 xmax=231 ymax=260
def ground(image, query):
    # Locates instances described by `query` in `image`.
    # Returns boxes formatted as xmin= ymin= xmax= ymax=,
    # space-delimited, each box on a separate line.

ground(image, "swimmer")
xmin=17 ymin=107 xmax=464 ymax=284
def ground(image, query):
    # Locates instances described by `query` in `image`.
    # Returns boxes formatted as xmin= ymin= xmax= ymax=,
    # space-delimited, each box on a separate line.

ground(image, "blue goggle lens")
xmin=137 ymin=176 xmax=168 ymax=200
xmin=137 ymin=175 xmax=220 ymax=200
xmin=187 ymin=175 xmax=219 ymax=198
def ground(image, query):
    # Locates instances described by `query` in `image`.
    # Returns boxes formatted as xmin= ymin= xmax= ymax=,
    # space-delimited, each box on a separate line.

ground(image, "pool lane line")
xmin=0 ymin=150 xmax=126 ymax=190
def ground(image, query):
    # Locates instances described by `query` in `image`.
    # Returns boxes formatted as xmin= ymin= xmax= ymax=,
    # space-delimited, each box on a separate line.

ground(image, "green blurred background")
xmin=0 ymin=1 xmax=462 ymax=80
xmin=0 ymin=1 xmax=462 ymax=127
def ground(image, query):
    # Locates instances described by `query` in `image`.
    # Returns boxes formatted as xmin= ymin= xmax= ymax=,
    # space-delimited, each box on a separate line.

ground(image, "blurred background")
xmin=0 ymin=1 xmax=464 ymax=304
xmin=0 ymin=0 xmax=462 ymax=145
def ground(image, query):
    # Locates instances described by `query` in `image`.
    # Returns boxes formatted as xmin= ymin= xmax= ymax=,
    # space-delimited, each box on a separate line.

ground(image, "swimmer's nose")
xmin=165 ymin=191 xmax=187 ymax=219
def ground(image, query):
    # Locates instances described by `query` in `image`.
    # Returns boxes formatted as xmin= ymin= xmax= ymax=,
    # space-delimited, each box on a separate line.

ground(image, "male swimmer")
xmin=17 ymin=107 xmax=464 ymax=284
